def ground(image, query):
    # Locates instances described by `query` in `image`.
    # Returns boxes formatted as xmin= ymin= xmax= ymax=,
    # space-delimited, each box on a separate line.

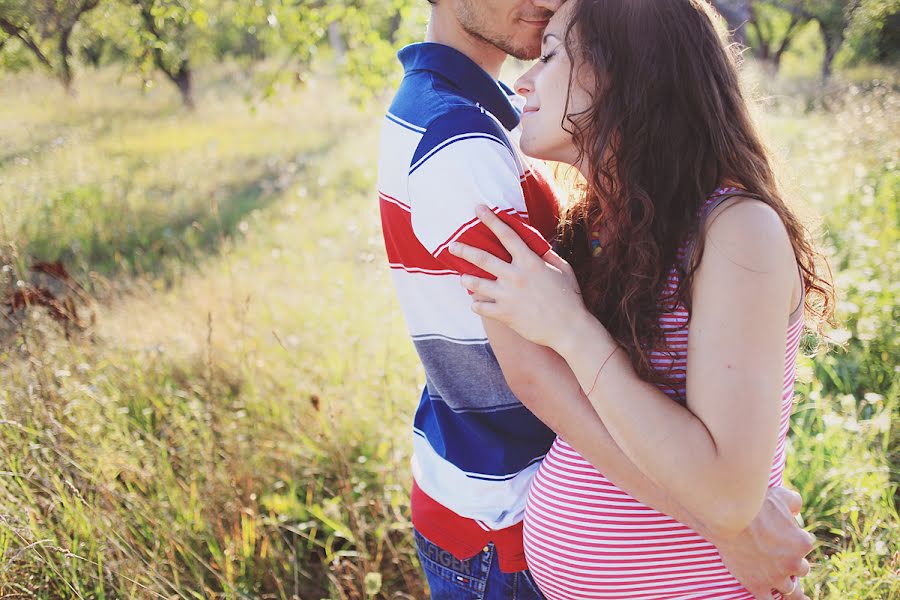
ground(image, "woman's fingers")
xmin=474 ymin=205 xmax=533 ymax=262
xmin=449 ymin=242 xmax=513 ymax=278
xmin=460 ymin=274 xmax=500 ymax=298
xmin=469 ymin=291 xmax=493 ymax=302
xmin=542 ymin=248 xmax=569 ymax=270
xmin=778 ymin=576 xmax=806 ymax=599
xmin=471 ymin=299 xmax=503 ymax=321
xmin=775 ymin=487 xmax=803 ymax=516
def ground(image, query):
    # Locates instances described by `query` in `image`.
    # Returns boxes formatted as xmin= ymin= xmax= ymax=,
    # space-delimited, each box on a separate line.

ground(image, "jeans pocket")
xmin=515 ymin=570 xmax=546 ymax=600
xmin=414 ymin=530 xmax=486 ymax=598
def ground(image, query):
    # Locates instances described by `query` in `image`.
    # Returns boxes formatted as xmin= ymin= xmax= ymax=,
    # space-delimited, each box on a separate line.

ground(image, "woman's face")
xmin=514 ymin=1 xmax=592 ymax=166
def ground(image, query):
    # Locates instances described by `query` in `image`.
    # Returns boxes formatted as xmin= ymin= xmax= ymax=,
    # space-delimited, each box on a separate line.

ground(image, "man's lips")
xmin=521 ymin=18 xmax=550 ymax=27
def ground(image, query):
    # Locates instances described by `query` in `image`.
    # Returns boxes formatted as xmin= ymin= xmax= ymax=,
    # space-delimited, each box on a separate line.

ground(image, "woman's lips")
xmin=522 ymin=106 xmax=539 ymax=117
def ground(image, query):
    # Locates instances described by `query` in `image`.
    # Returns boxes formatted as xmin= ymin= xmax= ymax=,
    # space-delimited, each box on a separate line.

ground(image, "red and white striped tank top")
xmin=523 ymin=187 xmax=806 ymax=600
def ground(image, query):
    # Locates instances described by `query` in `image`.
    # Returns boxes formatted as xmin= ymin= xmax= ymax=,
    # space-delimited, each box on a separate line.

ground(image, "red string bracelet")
xmin=585 ymin=346 xmax=621 ymax=398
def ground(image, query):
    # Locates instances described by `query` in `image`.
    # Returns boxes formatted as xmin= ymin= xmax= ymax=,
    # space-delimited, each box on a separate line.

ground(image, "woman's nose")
xmin=515 ymin=68 xmax=536 ymax=97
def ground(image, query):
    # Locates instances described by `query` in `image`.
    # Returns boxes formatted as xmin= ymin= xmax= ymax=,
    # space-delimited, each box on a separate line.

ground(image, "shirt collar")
xmin=398 ymin=42 xmax=520 ymax=131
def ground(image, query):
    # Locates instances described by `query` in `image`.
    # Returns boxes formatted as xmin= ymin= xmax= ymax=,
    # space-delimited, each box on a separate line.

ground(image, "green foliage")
xmin=814 ymin=165 xmax=899 ymax=400
xmin=0 ymin=0 xmax=426 ymax=104
xmin=0 ymin=0 xmax=102 ymax=88
xmin=0 ymin=66 xmax=423 ymax=597
xmin=749 ymin=68 xmax=900 ymax=596
xmin=0 ymin=56 xmax=896 ymax=600
xmin=229 ymin=0 xmax=426 ymax=101
xmin=716 ymin=1 xmax=897 ymax=77
xmin=784 ymin=0 xmax=862 ymax=76
xmin=845 ymin=0 xmax=900 ymax=64
xmin=744 ymin=1 xmax=813 ymax=66
xmin=786 ymin=148 xmax=899 ymax=600
xmin=131 ymin=0 xmax=204 ymax=70
xmin=0 ymin=37 xmax=33 ymax=71
xmin=335 ymin=0 xmax=426 ymax=103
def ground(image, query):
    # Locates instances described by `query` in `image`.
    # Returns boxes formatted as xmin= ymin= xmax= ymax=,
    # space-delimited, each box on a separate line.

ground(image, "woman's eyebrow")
xmin=542 ymin=33 xmax=560 ymax=44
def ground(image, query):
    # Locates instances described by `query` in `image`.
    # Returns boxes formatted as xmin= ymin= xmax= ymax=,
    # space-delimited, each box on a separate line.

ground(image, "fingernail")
xmin=449 ymin=242 xmax=460 ymax=253
xmin=475 ymin=205 xmax=489 ymax=216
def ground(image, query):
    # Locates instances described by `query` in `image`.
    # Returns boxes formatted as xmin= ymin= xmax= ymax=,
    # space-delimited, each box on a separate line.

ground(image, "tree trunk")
xmin=388 ymin=11 xmax=403 ymax=44
xmin=136 ymin=3 xmax=195 ymax=109
xmin=81 ymin=38 xmax=106 ymax=67
xmin=747 ymin=4 xmax=772 ymax=61
xmin=172 ymin=64 xmax=194 ymax=109
xmin=772 ymin=15 xmax=801 ymax=72
xmin=820 ymin=27 xmax=842 ymax=81
xmin=58 ymin=28 xmax=75 ymax=95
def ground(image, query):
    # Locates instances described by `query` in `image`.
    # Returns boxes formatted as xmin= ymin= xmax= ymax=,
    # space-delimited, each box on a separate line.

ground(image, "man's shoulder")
xmin=387 ymin=72 xmax=510 ymax=144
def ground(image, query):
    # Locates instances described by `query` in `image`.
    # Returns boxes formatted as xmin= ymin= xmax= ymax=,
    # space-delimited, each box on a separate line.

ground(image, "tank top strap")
xmin=681 ymin=187 xmax=764 ymax=273
xmin=698 ymin=186 xmax=764 ymax=222
xmin=682 ymin=187 xmax=806 ymax=325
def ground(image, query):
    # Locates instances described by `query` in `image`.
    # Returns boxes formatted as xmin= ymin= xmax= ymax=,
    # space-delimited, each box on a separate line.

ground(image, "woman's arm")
xmin=483 ymin=318 xmax=703 ymax=529
xmin=486 ymin=318 xmax=813 ymax=599
xmin=452 ymin=200 xmax=798 ymax=537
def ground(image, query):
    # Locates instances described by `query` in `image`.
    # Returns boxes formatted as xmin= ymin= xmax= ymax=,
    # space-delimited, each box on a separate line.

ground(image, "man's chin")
xmin=502 ymin=39 xmax=542 ymax=61
xmin=508 ymin=47 xmax=542 ymax=61
xmin=490 ymin=36 xmax=541 ymax=61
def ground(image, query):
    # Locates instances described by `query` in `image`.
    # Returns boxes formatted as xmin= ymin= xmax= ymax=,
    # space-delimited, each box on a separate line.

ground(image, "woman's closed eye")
xmin=538 ymin=50 xmax=557 ymax=64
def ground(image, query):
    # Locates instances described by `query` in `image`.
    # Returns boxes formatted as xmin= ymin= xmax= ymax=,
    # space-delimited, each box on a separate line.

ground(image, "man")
xmin=376 ymin=1 xmax=814 ymax=597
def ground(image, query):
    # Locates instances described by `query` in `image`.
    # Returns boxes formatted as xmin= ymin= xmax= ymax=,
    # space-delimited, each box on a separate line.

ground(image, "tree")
xmin=804 ymin=0 xmax=862 ymax=78
xmin=257 ymin=0 xmax=424 ymax=102
xmin=844 ymin=0 xmax=900 ymax=64
xmin=716 ymin=1 xmax=875 ymax=79
xmin=712 ymin=0 xmax=811 ymax=73
xmin=328 ymin=0 xmax=425 ymax=102
xmin=773 ymin=0 xmax=863 ymax=78
xmin=129 ymin=0 xmax=202 ymax=109
xmin=748 ymin=2 xmax=806 ymax=70
xmin=0 ymin=0 xmax=427 ymax=106
xmin=0 ymin=0 xmax=101 ymax=92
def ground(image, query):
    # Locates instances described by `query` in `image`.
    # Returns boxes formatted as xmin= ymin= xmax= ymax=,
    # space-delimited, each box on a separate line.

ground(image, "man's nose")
xmin=533 ymin=0 xmax=564 ymax=12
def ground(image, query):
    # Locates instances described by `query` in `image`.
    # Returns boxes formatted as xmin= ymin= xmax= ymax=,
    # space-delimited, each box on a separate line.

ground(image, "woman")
xmin=447 ymin=0 xmax=833 ymax=598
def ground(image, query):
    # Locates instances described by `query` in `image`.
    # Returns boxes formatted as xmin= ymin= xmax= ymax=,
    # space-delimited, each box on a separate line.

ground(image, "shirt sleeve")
xmin=406 ymin=107 xmax=552 ymax=279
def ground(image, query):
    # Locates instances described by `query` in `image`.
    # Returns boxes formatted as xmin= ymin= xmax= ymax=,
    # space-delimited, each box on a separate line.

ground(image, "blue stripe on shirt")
xmin=410 ymin=106 xmax=515 ymax=168
xmin=413 ymin=385 xmax=554 ymax=478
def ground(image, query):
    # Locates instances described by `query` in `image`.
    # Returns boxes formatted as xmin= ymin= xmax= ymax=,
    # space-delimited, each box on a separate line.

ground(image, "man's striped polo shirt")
xmin=376 ymin=42 xmax=560 ymax=558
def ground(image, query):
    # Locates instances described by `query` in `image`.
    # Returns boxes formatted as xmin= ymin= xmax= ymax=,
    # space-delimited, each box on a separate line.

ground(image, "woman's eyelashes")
xmin=539 ymin=49 xmax=557 ymax=64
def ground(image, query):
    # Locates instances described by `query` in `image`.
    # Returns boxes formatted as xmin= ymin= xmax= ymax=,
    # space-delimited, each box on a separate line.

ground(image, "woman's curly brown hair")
xmin=555 ymin=0 xmax=834 ymax=399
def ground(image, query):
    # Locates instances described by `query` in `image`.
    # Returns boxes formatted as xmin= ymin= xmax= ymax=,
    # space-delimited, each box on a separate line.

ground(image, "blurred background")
xmin=0 ymin=0 xmax=896 ymax=598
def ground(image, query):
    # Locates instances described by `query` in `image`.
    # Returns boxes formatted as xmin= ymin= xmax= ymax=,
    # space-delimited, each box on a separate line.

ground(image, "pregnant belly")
xmin=522 ymin=440 xmax=759 ymax=600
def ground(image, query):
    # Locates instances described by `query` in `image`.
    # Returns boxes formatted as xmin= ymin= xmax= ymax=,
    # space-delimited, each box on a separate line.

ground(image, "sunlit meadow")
xmin=0 ymin=55 xmax=897 ymax=598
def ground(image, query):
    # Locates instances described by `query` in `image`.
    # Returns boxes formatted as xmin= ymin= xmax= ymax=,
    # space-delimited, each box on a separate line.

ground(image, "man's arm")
xmin=485 ymin=319 xmax=813 ymax=600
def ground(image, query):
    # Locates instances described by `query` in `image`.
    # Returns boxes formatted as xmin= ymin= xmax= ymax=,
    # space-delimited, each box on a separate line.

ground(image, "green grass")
xmin=0 ymin=60 xmax=897 ymax=599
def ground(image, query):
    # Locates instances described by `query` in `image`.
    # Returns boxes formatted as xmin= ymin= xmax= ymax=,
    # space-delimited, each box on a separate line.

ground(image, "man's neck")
xmin=426 ymin=8 xmax=507 ymax=79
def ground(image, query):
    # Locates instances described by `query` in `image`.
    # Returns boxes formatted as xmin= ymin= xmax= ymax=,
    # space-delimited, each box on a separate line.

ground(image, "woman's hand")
xmin=448 ymin=204 xmax=590 ymax=350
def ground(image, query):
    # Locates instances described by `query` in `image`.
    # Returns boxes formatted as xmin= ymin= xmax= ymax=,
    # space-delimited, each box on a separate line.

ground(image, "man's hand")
xmin=715 ymin=487 xmax=815 ymax=600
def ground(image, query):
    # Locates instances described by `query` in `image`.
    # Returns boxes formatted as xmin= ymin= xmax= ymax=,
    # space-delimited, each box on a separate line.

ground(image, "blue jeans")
xmin=414 ymin=529 xmax=547 ymax=600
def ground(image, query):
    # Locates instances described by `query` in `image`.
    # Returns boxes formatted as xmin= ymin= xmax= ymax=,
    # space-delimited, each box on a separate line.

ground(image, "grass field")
xmin=0 ymin=60 xmax=897 ymax=599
